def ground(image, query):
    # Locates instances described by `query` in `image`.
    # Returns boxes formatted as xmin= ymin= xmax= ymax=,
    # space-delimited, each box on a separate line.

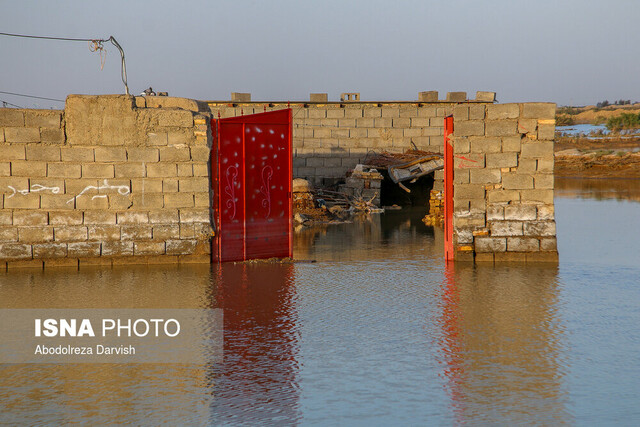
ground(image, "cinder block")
xmin=121 ymin=224 xmax=152 ymax=240
xmin=178 ymin=177 xmax=209 ymax=193
xmin=47 ymin=211 xmax=81 ymax=226
xmin=147 ymin=132 xmax=168 ymax=146
xmin=160 ymin=147 xmax=191 ymax=162
xmin=502 ymin=136 xmax=523 ymax=152
xmin=381 ymin=107 xmax=400 ymax=118
xmin=398 ymin=107 xmax=418 ymax=118
xmin=0 ymin=242 xmax=32 ymax=259
xmin=540 ymin=237 xmax=557 ymax=251
xmin=502 ymin=173 xmax=534 ymax=190
xmin=0 ymin=227 xmax=17 ymax=242
xmin=125 ymin=147 xmax=159 ymax=162
xmin=115 ymin=163 xmax=146 ymax=178
xmin=310 ymin=93 xmax=328 ymax=102
xmin=453 ymin=105 xmax=469 ymax=121
xmin=0 ymin=162 xmax=9 ymax=177
xmin=7 ymin=259 xmax=44 ymax=269
xmin=504 ymin=204 xmax=537 ymax=220
xmin=507 ymin=237 xmax=539 ymax=252
xmin=26 ymin=145 xmax=60 ymax=162
xmin=82 ymin=163 xmax=114 ymax=178
xmin=131 ymin=193 xmax=163 ymax=209
xmin=231 ymin=92 xmax=251 ymax=102
xmin=490 ymin=221 xmax=523 ymax=236
xmin=454 ymin=153 xmax=484 ymax=169
xmin=18 ymin=226 xmax=54 ymax=243
xmin=487 ymin=189 xmax=520 ymax=203
xmin=487 ymin=205 xmax=504 ymax=221
xmin=0 ymin=109 xmax=25 ymax=126
xmin=417 ymin=106 xmax=437 ymax=118
xmin=67 ymin=242 xmax=101 ymax=258
xmin=475 ymin=91 xmax=496 ymax=102
xmin=523 ymin=221 xmax=556 ymax=236
xmin=87 ymin=225 xmax=120 ymax=241
xmin=164 ymin=193 xmax=194 ymax=208
xmin=470 ymin=168 xmax=501 ymax=184
xmin=5 ymin=127 xmax=40 ymax=143
xmin=446 ymin=92 xmax=467 ymax=102
xmin=419 ymin=91 xmax=438 ymax=102
xmin=148 ymin=163 xmax=177 ymax=177
xmin=157 ymin=110 xmax=193 ymax=127
xmin=470 ymin=137 xmax=501 ymax=153
xmin=83 ymin=210 xmax=117 ymax=225
xmin=134 ymin=241 xmax=166 ymax=256
xmin=61 ymin=147 xmax=94 ymax=162
xmin=363 ymin=108 xmax=381 ymax=118
xmin=147 ymin=209 xmax=179 ymax=224
xmin=166 ymin=239 xmax=197 ymax=255
xmin=521 ymin=103 xmax=555 ymax=119
xmin=475 ymin=237 xmax=507 ymax=252
xmin=75 ymin=195 xmax=109 ymax=210
xmin=40 ymin=128 xmax=65 ymax=144
xmin=469 ymin=105 xmax=486 ymax=120
xmin=485 ymin=120 xmax=518 ymax=137
xmin=4 ymin=193 xmax=40 ymax=209
xmin=163 ymin=178 xmax=179 ymax=192
xmin=454 ymin=120 xmax=484 ymax=137
xmin=486 ymin=152 xmax=518 ymax=168
xmin=537 ymin=158 xmax=554 ymax=173
xmin=152 ymin=224 xmax=180 ymax=240
xmin=486 ymin=104 xmax=519 ymax=120
xmin=475 ymin=253 xmax=495 ymax=263
xmin=102 ymin=241 xmax=134 ymax=256
xmin=454 ymin=169 xmax=470 ymax=184
xmin=0 ymin=145 xmax=26 ymax=160
xmin=48 ymin=163 xmax=82 ymax=178
xmin=54 ymin=226 xmax=87 ymax=242
xmin=41 ymin=194 xmax=74 ymax=210
xmin=93 ymin=147 xmax=126 ymax=162
xmin=24 ymin=110 xmax=61 ymax=128
xmin=11 ymin=160 xmax=46 ymax=177
xmin=193 ymin=163 xmax=209 ymax=177
xmin=537 ymin=205 xmax=554 ymax=220
xmin=117 ymin=211 xmax=149 ymax=224
xmin=537 ymin=123 xmax=555 ymax=140
xmin=518 ymin=118 xmax=538 ymax=135
xmin=179 ymin=208 xmax=210 ymax=223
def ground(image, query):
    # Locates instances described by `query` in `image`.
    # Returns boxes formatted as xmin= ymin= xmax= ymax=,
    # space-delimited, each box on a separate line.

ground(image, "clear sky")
xmin=1 ymin=0 xmax=639 ymax=109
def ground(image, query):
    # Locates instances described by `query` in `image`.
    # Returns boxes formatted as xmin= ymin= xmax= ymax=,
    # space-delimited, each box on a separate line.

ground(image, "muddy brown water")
xmin=1 ymin=178 xmax=639 ymax=425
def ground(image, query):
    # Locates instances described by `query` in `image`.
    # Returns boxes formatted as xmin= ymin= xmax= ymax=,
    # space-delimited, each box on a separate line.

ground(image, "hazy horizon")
xmin=1 ymin=0 xmax=639 ymax=109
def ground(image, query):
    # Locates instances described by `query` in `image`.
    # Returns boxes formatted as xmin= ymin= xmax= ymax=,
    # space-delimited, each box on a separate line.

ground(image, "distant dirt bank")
xmin=554 ymin=137 xmax=640 ymax=178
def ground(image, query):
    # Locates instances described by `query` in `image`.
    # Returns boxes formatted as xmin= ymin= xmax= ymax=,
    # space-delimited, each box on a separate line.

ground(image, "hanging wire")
xmin=0 ymin=32 xmax=130 ymax=96
xmin=0 ymin=91 xmax=65 ymax=102
xmin=1 ymin=99 xmax=23 ymax=108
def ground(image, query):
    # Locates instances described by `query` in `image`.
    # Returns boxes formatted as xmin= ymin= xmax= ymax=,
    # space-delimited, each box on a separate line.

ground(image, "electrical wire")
xmin=0 ymin=91 xmax=65 ymax=103
xmin=0 ymin=99 xmax=23 ymax=108
xmin=0 ymin=32 xmax=130 ymax=96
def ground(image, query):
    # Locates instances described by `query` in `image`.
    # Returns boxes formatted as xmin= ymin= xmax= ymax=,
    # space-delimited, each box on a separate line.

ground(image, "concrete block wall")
xmin=207 ymin=102 xmax=472 ymax=187
xmin=0 ymin=95 xmax=212 ymax=268
xmin=451 ymin=103 xmax=558 ymax=263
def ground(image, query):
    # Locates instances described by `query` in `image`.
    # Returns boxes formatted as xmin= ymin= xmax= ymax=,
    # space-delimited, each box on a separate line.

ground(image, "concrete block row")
xmin=0 ymin=238 xmax=205 ymax=261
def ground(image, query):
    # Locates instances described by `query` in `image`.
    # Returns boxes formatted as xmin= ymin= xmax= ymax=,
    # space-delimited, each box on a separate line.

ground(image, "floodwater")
xmin=1 ymin=178 xmax=640 ymax=425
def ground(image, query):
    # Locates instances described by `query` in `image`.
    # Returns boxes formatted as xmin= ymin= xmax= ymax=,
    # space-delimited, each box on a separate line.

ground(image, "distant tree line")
xmin=606 ymin=112 xmax=640 ymax=132
xmin=596 ymin=99 xmax=632 ymax=108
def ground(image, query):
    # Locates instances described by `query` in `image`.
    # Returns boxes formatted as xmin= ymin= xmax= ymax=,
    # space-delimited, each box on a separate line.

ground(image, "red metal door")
xmin=212 ymin=109 xmax=293 ymax=262
xmin=444 ymin=115 xmax=454 ymax=262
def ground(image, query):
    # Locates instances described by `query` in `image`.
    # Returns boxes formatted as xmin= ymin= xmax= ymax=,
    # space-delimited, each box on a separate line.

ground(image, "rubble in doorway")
xmin=293 ymin=178 xmax=382 ymax=226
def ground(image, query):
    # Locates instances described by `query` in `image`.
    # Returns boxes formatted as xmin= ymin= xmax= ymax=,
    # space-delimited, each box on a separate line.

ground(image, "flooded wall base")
xmin=451 ymin=103 xmax=558 ymax=263
xmin=0 ymin=96 xmax=213 ymax=268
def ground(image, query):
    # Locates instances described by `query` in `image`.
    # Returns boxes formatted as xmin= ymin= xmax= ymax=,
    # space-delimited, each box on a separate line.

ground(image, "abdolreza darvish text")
xmin=34 ymin=344 xmax=136 ymax=355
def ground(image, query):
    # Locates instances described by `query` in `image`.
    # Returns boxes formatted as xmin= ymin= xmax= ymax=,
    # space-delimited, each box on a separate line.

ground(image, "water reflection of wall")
xmin=437 ymin=264 xmax=570 ymax=425
xmin=0 ymin=265 xmax=214 ymax=424
xmin=294 ymin=208 xmax=440 ymax=261
xmin=209 ymin=262 xmax=301 ymax=425
xmin=555 ymin=177 xmax=640 ymax=202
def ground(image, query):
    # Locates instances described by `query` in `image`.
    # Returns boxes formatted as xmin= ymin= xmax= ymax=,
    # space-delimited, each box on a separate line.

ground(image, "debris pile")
xmin=363 ymin=149 xmax=441 ymax=168
xmin=338 ymin=164 xmax=383 ymax=207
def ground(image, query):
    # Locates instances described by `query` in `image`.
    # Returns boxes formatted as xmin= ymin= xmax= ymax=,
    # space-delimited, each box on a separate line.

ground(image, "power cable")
xmin=0 ymin=99 xmax=23 ymax=108
xmin=0 ymin=90 xmax=65 ymax=103
xmin=0 ymin=32 xmax=130 ymax=96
